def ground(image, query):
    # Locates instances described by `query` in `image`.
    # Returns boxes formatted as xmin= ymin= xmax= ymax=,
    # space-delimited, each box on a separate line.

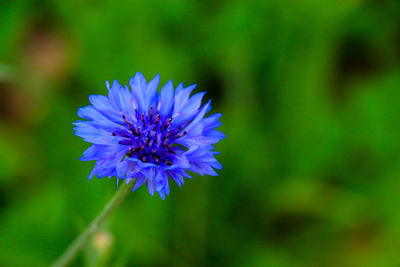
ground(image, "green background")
xmin=1 ymin=0 xmax=400 ymax=266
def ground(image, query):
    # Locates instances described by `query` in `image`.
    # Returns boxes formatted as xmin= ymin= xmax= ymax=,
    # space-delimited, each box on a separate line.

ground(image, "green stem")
xmin=51 ymin=179 xmax=136 ymax=267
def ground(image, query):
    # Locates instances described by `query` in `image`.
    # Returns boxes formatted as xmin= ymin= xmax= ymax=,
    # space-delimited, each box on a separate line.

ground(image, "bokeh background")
xmin=1 ymin=0 xmax=400 ymax=266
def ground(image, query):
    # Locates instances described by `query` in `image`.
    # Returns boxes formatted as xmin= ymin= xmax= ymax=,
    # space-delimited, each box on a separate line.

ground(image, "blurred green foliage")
xmin=1 ymin=0 xmax=400 ymax=266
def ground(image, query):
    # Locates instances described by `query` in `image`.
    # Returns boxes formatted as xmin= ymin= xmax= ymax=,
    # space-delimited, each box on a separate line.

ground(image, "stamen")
xmin=164 ymin=118 xmax=172 ymax=129
xmin=149 ymin=106 xmax=153 ymax=121
xmin=119 ymin=109 xmax=186 ymax=166
xmin=120 ymin=112 xmax=135 ymax=132
xmin=127 ymin=122 xmax=134 ymax=132
xmin=163 ymin=130 xmax=171 ymax=140
xmin=121 ymin=112 xmax=128 ymax=123
xmin=176 ymin=130 xmax=188 ymax=138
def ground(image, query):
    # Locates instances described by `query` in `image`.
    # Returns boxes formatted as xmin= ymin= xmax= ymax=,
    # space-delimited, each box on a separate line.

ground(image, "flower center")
xmin=114 ymin=106 xmax=187 ymax=166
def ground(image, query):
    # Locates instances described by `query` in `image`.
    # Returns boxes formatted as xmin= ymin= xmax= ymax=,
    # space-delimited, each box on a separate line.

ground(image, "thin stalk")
xmin=52 ymin=179 xmax=136 ymax=267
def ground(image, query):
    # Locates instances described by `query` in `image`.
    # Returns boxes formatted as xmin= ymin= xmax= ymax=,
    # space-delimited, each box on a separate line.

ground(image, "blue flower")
xmin=73 ymin=72 xmax=225 ymax=199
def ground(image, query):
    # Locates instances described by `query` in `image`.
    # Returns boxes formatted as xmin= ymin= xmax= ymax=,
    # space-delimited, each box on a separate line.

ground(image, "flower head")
xmin=73 ymin=72 xmax=225 ymax=199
